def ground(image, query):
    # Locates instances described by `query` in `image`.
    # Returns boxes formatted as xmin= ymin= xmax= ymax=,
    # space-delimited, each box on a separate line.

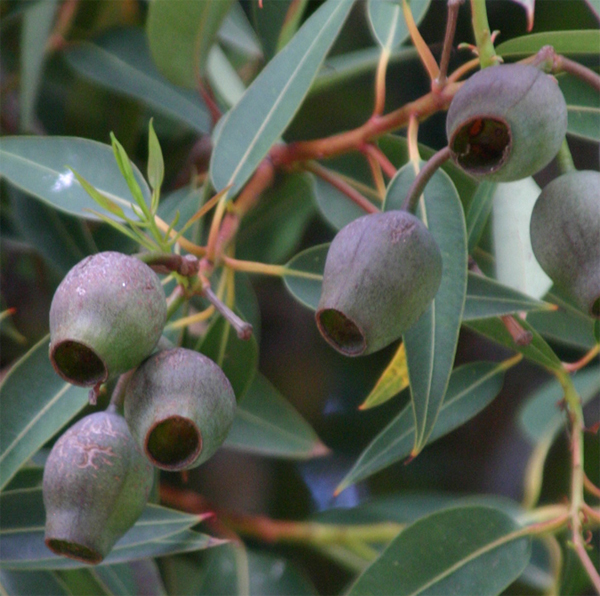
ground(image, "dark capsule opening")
xmin=50 ymin=341 xmax=107 ymax=387
xmin=45 ymin=538 xmax=103 ymax=564
xmin=450 ymin=117 xmax=511 ymax=176
xmin=316 ymin=309 xmax=366 ymax=356
xmin=146 ymin=416 xmax=202 ymax=471
xmin=591 ymin=296 xmax=600 ymax=319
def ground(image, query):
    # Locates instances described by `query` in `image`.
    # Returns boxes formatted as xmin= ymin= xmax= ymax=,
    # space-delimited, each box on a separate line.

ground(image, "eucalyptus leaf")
xmin=559 ymin=71 xmax=600 ymax=141
xmin=65 ymin=28 xmax=211 ymax=134
xmin=20 ymin=0 xmax=58 ymax=132
xmin=348 ymin=506 xmax=531 ymax=596
xmin=0 ymin=570 xmax=69 ymax=596
xmin=0 ymin=137 xmax=150 ymax=220
xmin=210 ymin=0 xmax=354 ymax=197
xmin=519 ymin=365 xmax=600 ymax=443
xmin=367 ymin=0 xmax=430 ymax=49
xmin=360 ymin=343 xmax=409 ymax=410
xmin=336 ymin=360 xmax=509 ymax=494
xmin=463 ymin=273 xmax=554 ymax=321
xmin=466 ymin=181 xmax=496 ymax=253
xmin=147 ymin=0 xmax=235 ymax=88
xmin=283 ymin=244 xmax=328 ymax=310
xmin=496 ymin=30 xmax=600 ymax=56
xmin=385 ymin=164 xmax=468 ymax=453
xmin=466 ymin=317 xmax=563 ymax=372
xmin=0 ymin=336 xmax=89 ymax=491
xmin=225 ymin=373 xmax=326 ymax=459
xmin=218 ymin=2 xmax=263 ymax=60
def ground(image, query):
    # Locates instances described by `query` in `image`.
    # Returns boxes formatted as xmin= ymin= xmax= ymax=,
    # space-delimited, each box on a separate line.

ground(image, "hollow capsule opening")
xmin=50 ymin=340 xmax=107 ymax=387
xmin=146 ymin=416 xmax=202 ymax=471
xmin=45 ymin=538 xmax=103 ymax=564
xmin=316 ymin=309 xmax=366 ymax=356
xmin=450 ymin=117 xmax=511 ymax=176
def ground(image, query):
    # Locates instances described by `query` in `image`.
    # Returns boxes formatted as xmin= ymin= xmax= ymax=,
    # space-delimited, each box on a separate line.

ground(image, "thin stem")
xmin=401 ymin=146 xmax=451 ymax=212
xmin=223 ymin=256 xmax=287 ymax=277
xmin=304 ymin=161 xmax=379 ymax=214
xmin=557 ymin=54 xmax=600 ymax=92
xmin=154 ymin=215 xmax=206 ymax=256
xmin=582 ymin=503 xmax=600 ymax=524
xmin=469 ymin=0 xmax=498 ymax=68
xmin=448 ymin=57 xmax=480 ymax=82
xmin=361 ymin=144 xmax=398 ymax=179
xmin=436 ymin=0 xmax=464 ymax=88
xmin=584 ymin=474 xmax=600 ymax=499
xmin=364 ymin=152 xmax=387 ymax=198
xmin=109 ymin=369 xmax=136 ymax=412
xmin=374 ymin=47 xmax=391 ymax=116
xmin=165 ymin=305 xmax=215 ymax=331
xmin=402 ymin=0 xmax=439 ymax=81
xmin=501 ymin=314 xmax=533 ymax=346
xmin=563 ymin=343 xmax=600 ymax=373
xmin=135 ymin=252 xmax=199 ymax=276
xmin=556 ymin=138 xmax=576 ymax=176
xmin=206 ymin=196 xmax=229 ymax=263
xmin=202 ymin=284 xmax=253 ymax=340
xmin=272 ymin=83 xmax=461 ymax=165
xmin=407 ymin=113 xmax=421 ymax=169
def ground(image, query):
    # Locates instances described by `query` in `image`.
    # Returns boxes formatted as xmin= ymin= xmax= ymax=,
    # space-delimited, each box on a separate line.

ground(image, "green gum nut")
xmin=530 ymin=170 xmax=600 ymax=318
xmin=49 ymin=251 xmax=167 ymax=386
xmin=124 ymin=348 xmax=237 ymax=471
xmin=446 ymin=63 xmax=567 ymax=182
xmin=43 ymin=410 xmax=154 ymax=564
xmin=316 ymin=210 xmax=442 ymax=356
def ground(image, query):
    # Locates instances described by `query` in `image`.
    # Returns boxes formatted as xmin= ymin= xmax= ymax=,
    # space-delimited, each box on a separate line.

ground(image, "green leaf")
xmin=225 ymin=373 xmax=327 ymax=459
xmin=65 ymin=28 xmax=211 ymax=134
xmin=147 ymin=0 xmax=235 ymax=88
xmin=218 ymin=2 xmax=263 ymax=61
xmin=466 ymin=181 xmax=496 ymax=253
xmin=0 ymin=137 xmax=150 ymax=220
xmin=466 ymin=317 xmax=563 ymax=371
xmin=0 ymin=570 xmax=69 ymax=596
xmin=165 ymin=544 xmax=316 ymax=596
xmin=0 ymin=336 xmax=89 ymax=491
xmin=206 ymin=45 xmax=247 ymax=108
xmin=198 ymin=314 xmax=259 ymax=401
xmin=367 ymin=0 xmax=431 ymax=49
xmin=527 ymin=286 xmax=598 ymax=349
xmin=336 ymin=360 xmax=509 ymax=494
xmin=348 ymin=505 xmax=531 ymax=596
xmin=3 ymin=466 xmax=44 ymax=492
xmin=0 ymin=488 xmax=216 ymax=570
xmin=559 ymin=71 xmax=600 ymax=141
xmin=492 ymin=178 xmax=552 ymax=300
xmin=360 ymin=343 xmax=409 ymax=410
xmin=519 ymin=365 xmax=600 ymax=443
xmin=384 ymin=164 xmax=468 ymax=453
xmin=496 ymin=30 xmax=600 ymax=56
xmin=20 ymin=0 xmax=58 ymax=132
xmin=148 ymin=119 xmax=164 ymax=197
xmin=283 ymin=244 xmax=328 ymax=310
xmin=237 ymin=172 xmax=316 ymax=264
xmin=463 ymin=273 xmax=554 ymax=321
xmin=210 ymin=0 xmax=354 ymax=197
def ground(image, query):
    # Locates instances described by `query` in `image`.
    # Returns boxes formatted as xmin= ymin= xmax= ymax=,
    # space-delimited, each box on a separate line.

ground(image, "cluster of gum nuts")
xmin=43 ymin=63 xmax=599 ymax=565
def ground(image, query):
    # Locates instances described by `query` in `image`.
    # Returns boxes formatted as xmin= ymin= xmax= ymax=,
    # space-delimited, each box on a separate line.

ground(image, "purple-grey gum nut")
xmin=43 ymin=410 xmax=154 ymax=564
xmin=316 ymin=210 xmax=442 ymax=356
xmin=49 ymin=252 xmax=167 ymax=386
xmin=124 ymin=348 xmax=237 ymax=471
xmin=530 ymin=170 xmax=600 ymax=318
xmin=446 ymin=63 xmax=567 ymax=182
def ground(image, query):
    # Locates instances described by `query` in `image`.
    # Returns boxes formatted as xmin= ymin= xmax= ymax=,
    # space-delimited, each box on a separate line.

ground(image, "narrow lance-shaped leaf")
xmin=283 ymin=244 xmax=328 ymax=310
xmin=496 ymin=30 xmax=600 ymax=56
xmin=463 ymin=273 xmax=554 ymax=321
xmin=558 ymin=72 xmax=600 ymax=142
xmin=347 ymin=505 xmax=531 ymax=596
xmin=210 ymin=0 xmax=354 ymax=197
xmin=336 ymin=359 xmax=512 ymax=494
xmin=225 ymin=373 xmax=327 ymax=459
xmin=65 ymin=29 xmax=211 ymax=134
xmin=0 ymin=570 xmax=70 ymax=596
xmin=360 ymin=343 xmax=409 ymax=410
xmin=0 ymin=336 xmax=89 ymax=491
xmin=147 ymin=0 xmax=235 ymax=88
xmin=384 ymin=164 xmax=468 ymax=454
xmin=367 ymin=0 xmax=431 ymax=49
xmin=466 ymin=316 xmax=563 ymax=372
xmin=466 ymin=181 xmax=496 ymax=253
xmin=0 ymin=137 xmax=150 ymax=220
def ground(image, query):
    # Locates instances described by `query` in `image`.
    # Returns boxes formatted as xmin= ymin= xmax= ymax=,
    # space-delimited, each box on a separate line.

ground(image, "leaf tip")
xmin=310 ymin=441 xmax=331 ymax=458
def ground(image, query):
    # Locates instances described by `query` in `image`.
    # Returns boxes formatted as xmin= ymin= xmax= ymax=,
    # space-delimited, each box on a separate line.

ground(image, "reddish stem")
xmin=361 ymin=144 xmax=398 ymax=178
